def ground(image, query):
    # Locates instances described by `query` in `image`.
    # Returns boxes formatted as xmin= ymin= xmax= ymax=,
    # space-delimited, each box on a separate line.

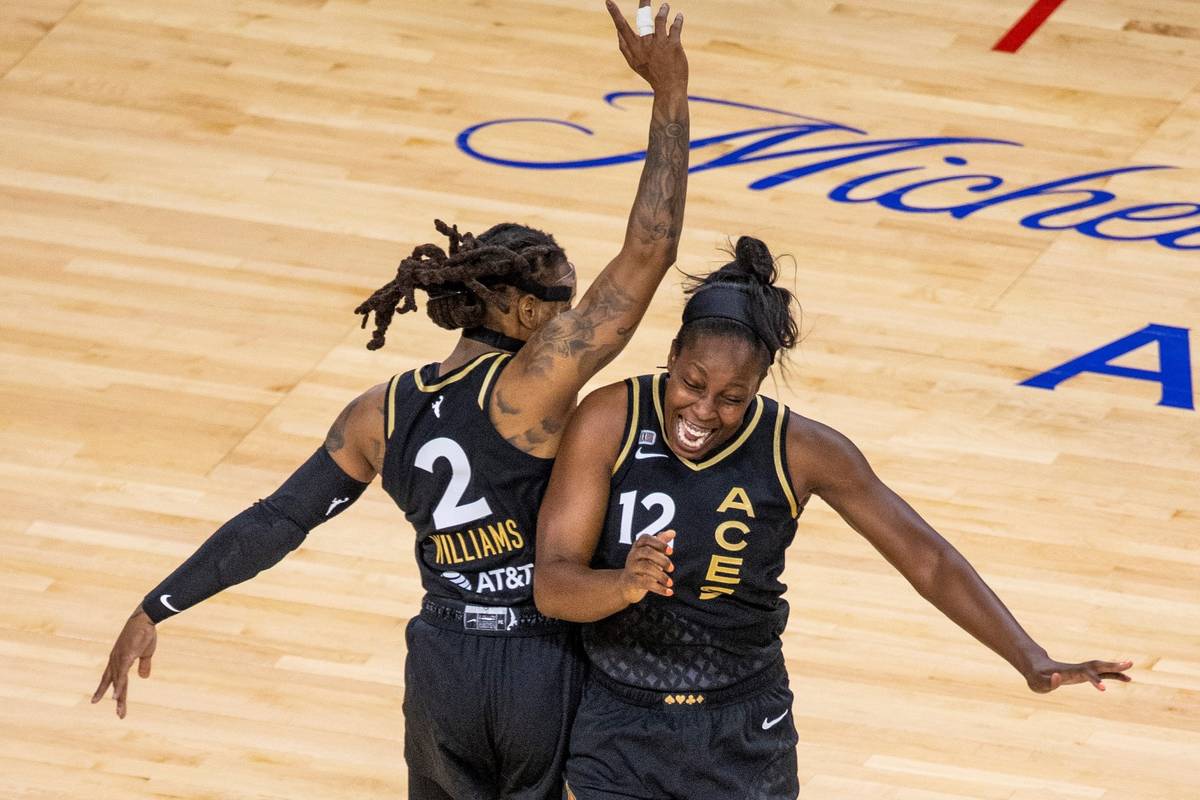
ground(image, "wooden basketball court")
xmin=2 ymin=0 xmax=1197 ymax=797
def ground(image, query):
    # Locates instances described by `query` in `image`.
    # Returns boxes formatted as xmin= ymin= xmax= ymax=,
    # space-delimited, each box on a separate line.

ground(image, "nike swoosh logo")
xmin=160 ymin=594 xmax=181 ymax=613
xmin=634 ymin=448 xmax=669 ymax=460
xmin=762 ymin=710 xmax=789 ymax=730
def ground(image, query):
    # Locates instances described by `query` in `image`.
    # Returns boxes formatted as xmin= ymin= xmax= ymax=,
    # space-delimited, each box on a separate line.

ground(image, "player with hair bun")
xmin=535 ymin=235 xmax=1132 ymax=800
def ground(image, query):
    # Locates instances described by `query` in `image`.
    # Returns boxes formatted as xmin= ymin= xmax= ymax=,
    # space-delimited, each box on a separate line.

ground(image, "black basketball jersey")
xmin=584 ymin=373 xmax=804 ymax=691
xmin=381 ymin=352 xmax=552 ymax=606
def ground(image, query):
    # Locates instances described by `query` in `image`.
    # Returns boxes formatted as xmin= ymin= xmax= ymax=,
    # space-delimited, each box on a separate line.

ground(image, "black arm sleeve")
xmin=141 ymin=447 xmax=370 ymax=623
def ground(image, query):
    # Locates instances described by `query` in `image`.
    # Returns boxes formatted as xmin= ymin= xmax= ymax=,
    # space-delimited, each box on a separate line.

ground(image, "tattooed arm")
xmin=492 ymin=0 xmax=690 ymax=457
xmin=324 ymin=382 xmax=388 ymax=481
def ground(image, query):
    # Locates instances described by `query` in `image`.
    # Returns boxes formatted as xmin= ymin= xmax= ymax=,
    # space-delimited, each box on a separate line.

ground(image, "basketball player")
xmin=535 ymin=236 xmax=1133 ymax=800
xmin=92 ymin=3 xmax=689 ymax=798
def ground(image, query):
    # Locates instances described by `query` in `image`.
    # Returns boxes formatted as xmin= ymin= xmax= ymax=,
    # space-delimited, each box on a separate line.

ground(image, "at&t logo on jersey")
xmin=440 ymin=565 xmax=534 ymax=594
xmin=441 ymin=571 xmax=473 ymax=591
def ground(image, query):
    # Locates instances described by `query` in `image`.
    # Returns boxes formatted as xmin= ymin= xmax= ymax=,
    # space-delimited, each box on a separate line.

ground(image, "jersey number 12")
xmin=617 ymin=490 xmax=676 ymax=545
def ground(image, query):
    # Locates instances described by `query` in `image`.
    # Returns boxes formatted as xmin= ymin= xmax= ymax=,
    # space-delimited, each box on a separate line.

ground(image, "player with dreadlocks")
xmin=93 ymin=2 xmax=689 ymax=799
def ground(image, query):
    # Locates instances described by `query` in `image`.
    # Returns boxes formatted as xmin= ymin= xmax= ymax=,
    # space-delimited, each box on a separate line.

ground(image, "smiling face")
xmin=663 ymin=333 xmax=769 ymax=460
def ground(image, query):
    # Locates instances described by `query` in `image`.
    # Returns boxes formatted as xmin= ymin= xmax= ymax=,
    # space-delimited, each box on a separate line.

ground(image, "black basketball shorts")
xmin=565 ymin=659 xmax=798 ymax=800
xmin=404 ymin=600 xmax=587 ymax=800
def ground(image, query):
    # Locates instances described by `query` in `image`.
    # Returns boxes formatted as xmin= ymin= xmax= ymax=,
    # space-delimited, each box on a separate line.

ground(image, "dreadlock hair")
xmin=676 ymin=236 xmax=801 ymax=372
xmin=355 ymin=220 xmax=566 ymax=350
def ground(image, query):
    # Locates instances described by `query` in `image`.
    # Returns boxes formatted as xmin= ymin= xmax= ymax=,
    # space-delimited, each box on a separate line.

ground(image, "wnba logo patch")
xmin=638 ymin=430 xmax=656 ymax=446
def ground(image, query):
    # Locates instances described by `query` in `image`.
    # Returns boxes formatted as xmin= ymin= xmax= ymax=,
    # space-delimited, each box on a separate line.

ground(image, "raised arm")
xmin=91 ymin=384 xmax=386 ymax=717
xmin=534 ymin=383 xmax=675 ymax=621
xmin=789 ymin=415 xmax=1132 ymax=693
xmin=492 ymin=0 xmax=690 ymax=456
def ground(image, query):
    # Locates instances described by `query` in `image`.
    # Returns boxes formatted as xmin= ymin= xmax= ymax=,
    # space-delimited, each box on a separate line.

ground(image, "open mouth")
xmin=673 ymin=416 xmax=716 ymax=454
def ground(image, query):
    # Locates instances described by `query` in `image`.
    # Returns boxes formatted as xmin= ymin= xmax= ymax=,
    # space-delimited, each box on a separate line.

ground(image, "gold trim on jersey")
xmin=476 ymin=352 xmax=512 ymax=410
xmin=773 ymin=403 xmax=799 ymax=518
xmin=651 ymin=373 xmax=765 ymax=471
xmin=611 ymin=377 xmax=641 ymax=475
xmin=414 ymin=351 xmax=503 ymax=394
xmin=385 ymin=372 xmax=402 ymax=438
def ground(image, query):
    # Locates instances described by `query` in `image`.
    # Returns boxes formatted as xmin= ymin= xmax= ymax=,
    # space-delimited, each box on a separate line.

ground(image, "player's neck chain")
xmin=463 ymin=326 xmax=526 ymax=353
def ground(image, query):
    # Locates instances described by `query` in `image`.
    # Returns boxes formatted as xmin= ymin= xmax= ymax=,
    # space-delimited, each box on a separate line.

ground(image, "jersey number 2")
xmin=414 ymin=437 xmax=493 ymax=530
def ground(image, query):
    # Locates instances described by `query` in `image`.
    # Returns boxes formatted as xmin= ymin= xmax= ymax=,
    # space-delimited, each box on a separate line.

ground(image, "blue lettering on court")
xmin=1021 ymin=325 xmax=1194 ymax=410
xmin=457 ymin=93 xmax=1199 ymax=252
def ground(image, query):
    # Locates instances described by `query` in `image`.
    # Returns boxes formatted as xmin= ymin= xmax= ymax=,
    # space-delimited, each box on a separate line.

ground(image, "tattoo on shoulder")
xmin=494 ymin=387 xmax=521 ymax=416
xmin=325 ymin=391 xmax=386 ymax=468
xmin=504 ymin=414 xmax=566 ymax=453
xmin=369 ymin=395 xmax=387 ymax=471
xmin=325 ymin=400 xmax=356 ymax=453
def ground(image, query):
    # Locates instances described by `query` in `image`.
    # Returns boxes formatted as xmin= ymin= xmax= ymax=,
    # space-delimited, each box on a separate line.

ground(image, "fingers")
xmin=1098 ymin=659 xmax=1134 ymax=677
xmin=1091 ymin=659 xmax=1133 ymax=687
xmin=616 ymin=32 xmax=635 ymax=66
xmin=113 ymin=662 xmax=130 ymax=718
xmin=138 ymin=654 xmax=153 ymax=679
xmin=91 ymin=667 xmax=113 ymax=704
xmin=1073 ymin=660 xmax=1134 ymax=691
xmin=654 ymin=2 xmax=669 ymax=38
xmin=669 ymin=10 xmax=684 ymax=41
xmin=632 ymin=543 xmax=674 ymax=575
xmin=632 ymin=533 xmax=675 ymax=570
xmin=625 ymin=531 xmax=676 ymax=598
xmin=1098 ymin=671 xmax=1133 ymax=682
xmin=610 ymin=1 xmax=676 ymax=42
xmin=605 ymin=0 xmax=635 ymax=43
xmin=1043 ymin=660 xmax=1133 ymax=694
xmin=630 ymin=566 xmax=673 ymax=596
xmin=645 ymin=529 xmax=676 ymax=552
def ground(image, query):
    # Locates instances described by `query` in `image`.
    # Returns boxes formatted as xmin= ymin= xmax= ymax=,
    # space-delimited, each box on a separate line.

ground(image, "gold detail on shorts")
xmin=664 ymin=693 xmax=705 ymax=706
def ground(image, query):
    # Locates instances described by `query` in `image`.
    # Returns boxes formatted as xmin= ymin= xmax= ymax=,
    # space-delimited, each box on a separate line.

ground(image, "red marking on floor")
xmin=994 ymin=0 xmax=1069 ymax=53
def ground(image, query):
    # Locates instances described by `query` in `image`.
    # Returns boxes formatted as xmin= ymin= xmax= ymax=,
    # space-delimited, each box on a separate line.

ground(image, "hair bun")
xmin=733 ymin=236 xmax=776 ymax=285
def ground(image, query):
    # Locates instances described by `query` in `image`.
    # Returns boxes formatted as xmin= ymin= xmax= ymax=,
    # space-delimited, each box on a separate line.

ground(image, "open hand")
xmin=91 ymin=606 xmax=157 ymax=718
xmin=1025 ymin=654 xmax=1133 ymax=694
xmin=620 ymin=529 xmax=676 ymax=603
xmin=606 ymin=0 xmax=687 ymax=89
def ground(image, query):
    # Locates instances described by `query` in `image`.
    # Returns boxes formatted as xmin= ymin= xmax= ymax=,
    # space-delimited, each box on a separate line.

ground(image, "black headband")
xmin=681 ymin=283 xmax=776 ymax=361
xmin=510 ymin=276 xmax=573 ymax=301
xmin=427 ymin=276 xmax=571 ymax=302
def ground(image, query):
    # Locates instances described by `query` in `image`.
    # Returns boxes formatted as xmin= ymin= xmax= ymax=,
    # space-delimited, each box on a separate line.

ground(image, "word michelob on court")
xmin=457 ymin=93 xmax=1198 ymax=252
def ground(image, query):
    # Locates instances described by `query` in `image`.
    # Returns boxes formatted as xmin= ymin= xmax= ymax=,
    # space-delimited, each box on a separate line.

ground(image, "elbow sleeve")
xmin=142 ymin=447 xmax=369 ymax=623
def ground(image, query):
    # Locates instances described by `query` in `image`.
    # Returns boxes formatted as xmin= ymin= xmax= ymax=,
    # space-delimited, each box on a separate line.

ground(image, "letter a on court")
xmin=1020 ymin=324 xmax=1194 ymax=410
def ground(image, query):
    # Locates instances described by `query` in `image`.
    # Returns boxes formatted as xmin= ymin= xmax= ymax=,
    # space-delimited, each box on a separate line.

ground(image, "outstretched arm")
xmin=790 ymin=415 xmax=1132 ymax=693
xmin=534 ymin=383 xmax=676 ymax=621
xmin=91 ymin=384 xmax=386 ymax=717
xmin=493 ymin=0 xmax=690 ymax=457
